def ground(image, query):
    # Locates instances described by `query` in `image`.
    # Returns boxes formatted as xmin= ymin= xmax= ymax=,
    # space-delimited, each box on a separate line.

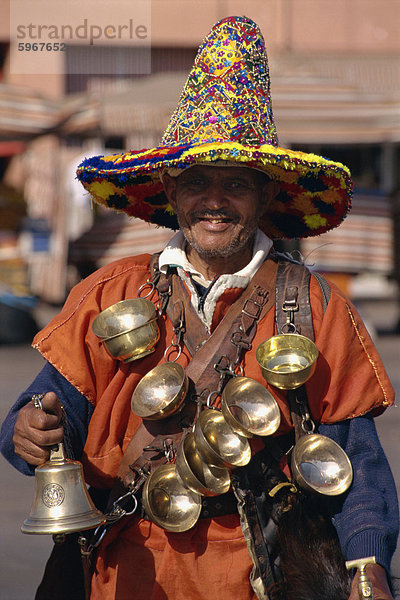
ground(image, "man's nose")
xmin=202 ymin=183 xmax=228 ymax=209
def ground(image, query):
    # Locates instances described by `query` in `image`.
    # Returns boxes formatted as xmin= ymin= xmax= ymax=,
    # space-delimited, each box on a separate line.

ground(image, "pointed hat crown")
xmin=161 ymin=16 xmax=278 ymax=148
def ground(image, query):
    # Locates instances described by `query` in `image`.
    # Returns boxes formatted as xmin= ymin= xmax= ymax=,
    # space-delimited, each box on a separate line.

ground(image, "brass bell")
xmin=21 ymin=443 xmax=105 ymax=535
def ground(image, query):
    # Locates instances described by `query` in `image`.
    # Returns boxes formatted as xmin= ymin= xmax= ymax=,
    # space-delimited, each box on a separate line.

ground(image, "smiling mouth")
xmin=200 ymin=217 xmax=232 ymax=224
xmin=194 ymin=213 xmax=236 ymax=225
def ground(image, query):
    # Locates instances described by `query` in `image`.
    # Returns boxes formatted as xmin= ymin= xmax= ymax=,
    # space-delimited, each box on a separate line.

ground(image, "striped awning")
xmin=0 ymin=83 xmax=99 ymax=141
xmin=69 ymin=211 xmax=173 ymax=267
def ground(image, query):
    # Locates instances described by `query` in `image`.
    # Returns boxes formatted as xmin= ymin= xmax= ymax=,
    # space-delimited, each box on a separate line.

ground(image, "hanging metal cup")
xmin=131 ymin=362 xmax=188 ymax=420
xmin=256 ymin=334 xmax=319 ymax=390
xmin=194 ymin=408 xmax=251 ymax=468
xmin=291 ymin=433 xmax=353 ymax=496
xmin=175 ymin=432 xmax=231 ymax=496
xmin=221 ymin=376 xmax=281 ymax=438
xmin=141 ymin=463 xmax=202 ymax=532
xmin=92 ymin=298 xmax=160 ymax=362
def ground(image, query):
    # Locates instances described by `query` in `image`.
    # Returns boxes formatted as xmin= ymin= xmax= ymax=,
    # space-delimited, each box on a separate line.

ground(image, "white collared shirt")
xmin=158 ymin=229 xmax=273 ymax=330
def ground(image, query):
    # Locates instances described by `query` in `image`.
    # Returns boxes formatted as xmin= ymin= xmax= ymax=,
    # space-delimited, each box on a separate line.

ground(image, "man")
xmin=1 ymin=15 xmax=398 ymax=600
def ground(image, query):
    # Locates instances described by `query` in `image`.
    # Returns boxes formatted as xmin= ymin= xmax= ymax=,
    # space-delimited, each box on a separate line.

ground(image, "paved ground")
xmin=0 ymin=299 xmax=399 ymax=599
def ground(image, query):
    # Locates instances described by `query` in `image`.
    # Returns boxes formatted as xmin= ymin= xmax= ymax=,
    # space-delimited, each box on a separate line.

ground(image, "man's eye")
xmin=228 ymin=180 xmax=249 ymax=189
xmin=187 ymin=178 xmax=205 ymax=186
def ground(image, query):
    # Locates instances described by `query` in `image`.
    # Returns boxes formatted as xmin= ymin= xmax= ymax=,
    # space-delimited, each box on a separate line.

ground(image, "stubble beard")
xmin=178 ymin=213 xmax=260 ymax=260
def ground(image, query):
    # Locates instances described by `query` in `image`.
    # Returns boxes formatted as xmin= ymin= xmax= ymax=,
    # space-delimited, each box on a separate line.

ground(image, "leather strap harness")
xmin=108 ymin=253 xmax=278 ymax=509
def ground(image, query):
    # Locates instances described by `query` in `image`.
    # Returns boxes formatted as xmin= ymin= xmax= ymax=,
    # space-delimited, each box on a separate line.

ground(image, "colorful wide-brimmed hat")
xmin=77 ymin=16 xmax=352 ymax=239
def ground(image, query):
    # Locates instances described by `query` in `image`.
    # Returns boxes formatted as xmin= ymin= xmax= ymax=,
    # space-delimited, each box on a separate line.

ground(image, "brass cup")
xmin=221 ymin=376 xmax=281 ymax=438
xmin=256 ymin=334 xmax=319 ymax=390
xmin=92 ymin=299 xmax=160 ymax=363
xmin=194 ymin=409 xmax=251 ymax=468
xmin=92 ymin=298 xmax=157 ymax=338
xmin=291 ymin=433 xmax=353 ymax=496
xmin=141 ymin=463 xmax=202 ymax=532
xmin=175 ymin=432 xmax=231 ymax=496
xmin=131 ymin=362 xmax=188 ymax=420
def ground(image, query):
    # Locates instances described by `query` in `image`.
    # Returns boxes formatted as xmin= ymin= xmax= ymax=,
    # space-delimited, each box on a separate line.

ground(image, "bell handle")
xmin=346 ymin=556 xmax=376 ymax=600
xmin=49 ymin=442 xmax=67 ymax=462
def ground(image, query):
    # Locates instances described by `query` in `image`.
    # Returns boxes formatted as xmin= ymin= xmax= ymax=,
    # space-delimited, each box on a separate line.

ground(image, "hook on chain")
xmin=296 ymin=396 xmax=315 ymax=433
xmin=206 ymin=390 xmax=221 ymax=408
xmin=164 ymin=316 xmax=184 ymax=362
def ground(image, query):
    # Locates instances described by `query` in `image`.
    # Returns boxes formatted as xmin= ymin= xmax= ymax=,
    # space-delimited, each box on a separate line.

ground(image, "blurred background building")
xmin=0 ymin=0 xmax=399 ymax=341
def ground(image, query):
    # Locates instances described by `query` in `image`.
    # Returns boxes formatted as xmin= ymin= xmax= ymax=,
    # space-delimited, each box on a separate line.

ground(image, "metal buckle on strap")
xmin=242 ymin=296 xmax=264 ymax=320
xmin=143 ymin=439 xmax=176 ymax=462
xmin=282 ymin=298 xmax=298 ymax=313
xmin=214 ymin=355 xmax=234 ymax=375
xmin=282 ymin=285 xmax=299 ymax=332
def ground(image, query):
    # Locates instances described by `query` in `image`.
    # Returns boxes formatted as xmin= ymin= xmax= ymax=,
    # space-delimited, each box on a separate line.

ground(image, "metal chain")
xmin=280 ymin=322 xmax=300 ymax=334
xmin=205 ymin=335 xmax=248 ymax=407
xmin=164 ymin=316 xmax=184 ymax=362
xmin=230 ymin=331 xmax=251 ymax=374
xmin=206 ymin=390 xmax=221 ymax=409
xmin=280 ymin=291 xmax=300 ymax=334
xmin=157 ymin=283 xmax=172 ymax=316
xmin=144 ymin=438 xmax=176 ymax=463
xmin=78 ymin=464 xmax=151 ymax=556
xmin=295 ymin=395 xmax=315 ymax=433
xmin=197 ymin=319 xmax=253 ymax=410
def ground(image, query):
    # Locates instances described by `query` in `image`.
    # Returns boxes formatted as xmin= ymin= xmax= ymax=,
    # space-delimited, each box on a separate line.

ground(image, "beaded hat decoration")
xmin=77 ymin=15 xmax=352 ymax=239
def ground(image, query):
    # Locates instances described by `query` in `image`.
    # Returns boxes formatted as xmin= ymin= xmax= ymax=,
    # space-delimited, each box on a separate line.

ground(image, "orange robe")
xmin=33 ymin=254 xmax=394 ymax=599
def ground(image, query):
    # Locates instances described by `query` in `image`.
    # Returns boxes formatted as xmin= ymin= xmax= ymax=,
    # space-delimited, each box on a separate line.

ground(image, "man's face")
xmin=163 ymin=165 xmax=275 ymax=260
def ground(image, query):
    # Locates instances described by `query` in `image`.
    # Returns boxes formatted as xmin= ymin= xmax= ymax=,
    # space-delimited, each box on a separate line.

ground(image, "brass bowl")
xmin=221 ymin=376 xmax=281 ymax=438
xmin=131 ymin=363 xmax=188 ymax=420
xmin=256 ymin=334 xmax=319 ymax=390
xmin=176 ymin=433 xmax=231 ymax=496
xmin=194 ymin=409 xmax=251 ymax=468
xmin=92 ymin=298 xmax=157 ymax=338
xmin=142 ymin=463 xmax=202 ymax=532
xmin=291 ymin=433 xmax=353 ymax=496
xmin=102 ymin=321 xmax=160 ymax=363
xmin=92 ymin=299 xmax=160 ymax=363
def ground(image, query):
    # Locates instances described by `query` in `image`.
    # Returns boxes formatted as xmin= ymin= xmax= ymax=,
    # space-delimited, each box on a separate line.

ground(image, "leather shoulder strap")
xmin=274 ymin=257 xmax=322 ymax=441
xmin=275 ymin=258 xmax=314 ymax=341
